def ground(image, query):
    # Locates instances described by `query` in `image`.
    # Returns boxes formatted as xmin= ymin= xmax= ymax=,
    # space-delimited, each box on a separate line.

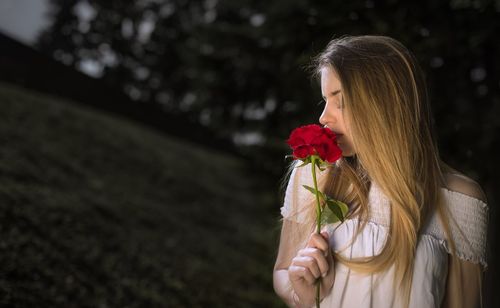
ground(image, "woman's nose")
xmin=319 ymin=105 xmax=334 ymax=126
xmin=319 ymin=112 xmax=327 ymax=126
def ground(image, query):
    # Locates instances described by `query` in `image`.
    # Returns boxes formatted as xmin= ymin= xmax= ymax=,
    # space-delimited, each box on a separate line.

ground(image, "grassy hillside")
xmin=0 ymin=82 xmax=284 ymax=307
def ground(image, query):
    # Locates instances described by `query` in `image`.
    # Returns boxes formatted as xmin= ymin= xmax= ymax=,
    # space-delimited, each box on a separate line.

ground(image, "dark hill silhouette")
xmin=0 ymin=31 xmax=237 ymax=156
xmin=0 ymin=81 xmax=282 ymax=307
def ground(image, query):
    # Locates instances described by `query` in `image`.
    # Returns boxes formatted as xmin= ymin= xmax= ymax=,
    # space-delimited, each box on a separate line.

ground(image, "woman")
xmin=273 ymin=35 xmax=488 ymax=308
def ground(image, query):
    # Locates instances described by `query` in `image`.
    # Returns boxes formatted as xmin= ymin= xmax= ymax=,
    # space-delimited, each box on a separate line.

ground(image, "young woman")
xmin=273 ymin=35 xmax=488 ymax=308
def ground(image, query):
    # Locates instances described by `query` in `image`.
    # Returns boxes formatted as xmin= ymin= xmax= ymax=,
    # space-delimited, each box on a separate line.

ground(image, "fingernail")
xmin=322 ymin=272 xmax=327 ymax=277
xmin=324 ymin=250 xmax=328 ymax=257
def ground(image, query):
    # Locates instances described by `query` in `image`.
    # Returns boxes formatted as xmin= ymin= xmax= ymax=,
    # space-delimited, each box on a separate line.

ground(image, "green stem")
xmin=310 ymin=156 xmax=322 ymax=235
xmin=310 ymin=156 xmax=321 ymax=308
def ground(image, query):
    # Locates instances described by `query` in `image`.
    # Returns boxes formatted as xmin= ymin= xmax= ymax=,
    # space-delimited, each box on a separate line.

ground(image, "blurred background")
xmin=0 ymin=0 xmax=498 ymax=307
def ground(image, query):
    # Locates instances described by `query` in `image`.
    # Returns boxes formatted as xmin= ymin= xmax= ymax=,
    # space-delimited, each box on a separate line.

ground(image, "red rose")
xmin=286 ymin=124 xmax=342 ymax=163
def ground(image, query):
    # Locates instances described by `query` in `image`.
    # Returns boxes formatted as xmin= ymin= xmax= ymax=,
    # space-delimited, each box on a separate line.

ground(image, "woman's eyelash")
xmin=317 ymin=98 xmax=344 ymax=108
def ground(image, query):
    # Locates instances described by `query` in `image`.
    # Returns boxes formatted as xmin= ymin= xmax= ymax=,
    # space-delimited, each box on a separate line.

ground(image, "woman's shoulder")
xmin=442 ymin=171 xmax=487 ymax=203
xmin=438 ymin=170 xmax=488 ymax=233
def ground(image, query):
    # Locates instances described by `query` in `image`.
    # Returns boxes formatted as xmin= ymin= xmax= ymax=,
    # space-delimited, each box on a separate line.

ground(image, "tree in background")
xmin=37 ymin=0 xmax=500 ymax=178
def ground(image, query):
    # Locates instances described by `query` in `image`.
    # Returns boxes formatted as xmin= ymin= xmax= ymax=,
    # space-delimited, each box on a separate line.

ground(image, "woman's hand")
xmin=288 ymin=230 xmax=335 ymax=307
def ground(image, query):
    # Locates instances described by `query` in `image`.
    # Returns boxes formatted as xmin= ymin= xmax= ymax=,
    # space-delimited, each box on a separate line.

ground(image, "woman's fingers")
xmin=307 ymin=231 xmax=330 ymax=255
xmin=289 ymin=265 xmax=316 ymax=285
xmin=321 ymin=230 xmax=329 ymax=242
xmin=288 ymin=230 xmax=333 ymax=289
xmin=292 ymin=256 xmax=322 ymax=278
xmin=298 ymin=247 xmax=329 ymax=277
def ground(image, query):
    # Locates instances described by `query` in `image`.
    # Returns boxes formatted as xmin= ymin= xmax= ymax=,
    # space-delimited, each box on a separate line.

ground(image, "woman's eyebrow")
xmin=322 ymin=89 xmax=342 ymax=99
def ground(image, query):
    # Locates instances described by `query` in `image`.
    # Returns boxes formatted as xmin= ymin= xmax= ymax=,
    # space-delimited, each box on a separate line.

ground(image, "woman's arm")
xmin=273 ymin=219 xmax=303 ymax=307
xmin=441 ymin=256 xmax=484 ymax=308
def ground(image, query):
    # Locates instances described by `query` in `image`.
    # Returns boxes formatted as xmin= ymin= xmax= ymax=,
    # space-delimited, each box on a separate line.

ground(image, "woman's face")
xmin=319 ymin=67 xmax=356 ymax=157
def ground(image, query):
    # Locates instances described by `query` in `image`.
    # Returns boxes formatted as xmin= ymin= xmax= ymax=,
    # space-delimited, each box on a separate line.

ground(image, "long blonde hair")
xmin=285 ymin=35 xmax=455 ymax=307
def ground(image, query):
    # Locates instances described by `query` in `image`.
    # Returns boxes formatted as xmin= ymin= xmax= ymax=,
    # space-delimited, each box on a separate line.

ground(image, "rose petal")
xmin=294 ymin=145 xmax=315 ymax=159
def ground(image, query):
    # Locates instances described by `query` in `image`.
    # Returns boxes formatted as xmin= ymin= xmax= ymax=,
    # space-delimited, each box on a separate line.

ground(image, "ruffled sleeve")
xmin=425 ymin=189 xmax=489 ymax=270
xmin=280 ymin=162 xmax=325 ymax=224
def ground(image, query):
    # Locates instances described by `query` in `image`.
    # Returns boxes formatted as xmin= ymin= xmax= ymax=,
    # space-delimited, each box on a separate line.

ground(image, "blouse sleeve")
xmin=280 ymin=162 xmax=320 ymax=224
xmin=427 ymin=189 xmax=489 ymax=269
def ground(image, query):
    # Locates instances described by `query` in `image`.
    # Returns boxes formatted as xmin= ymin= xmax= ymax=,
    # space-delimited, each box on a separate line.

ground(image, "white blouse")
xmin=280 ymin=164 xmax=488 ymax=308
